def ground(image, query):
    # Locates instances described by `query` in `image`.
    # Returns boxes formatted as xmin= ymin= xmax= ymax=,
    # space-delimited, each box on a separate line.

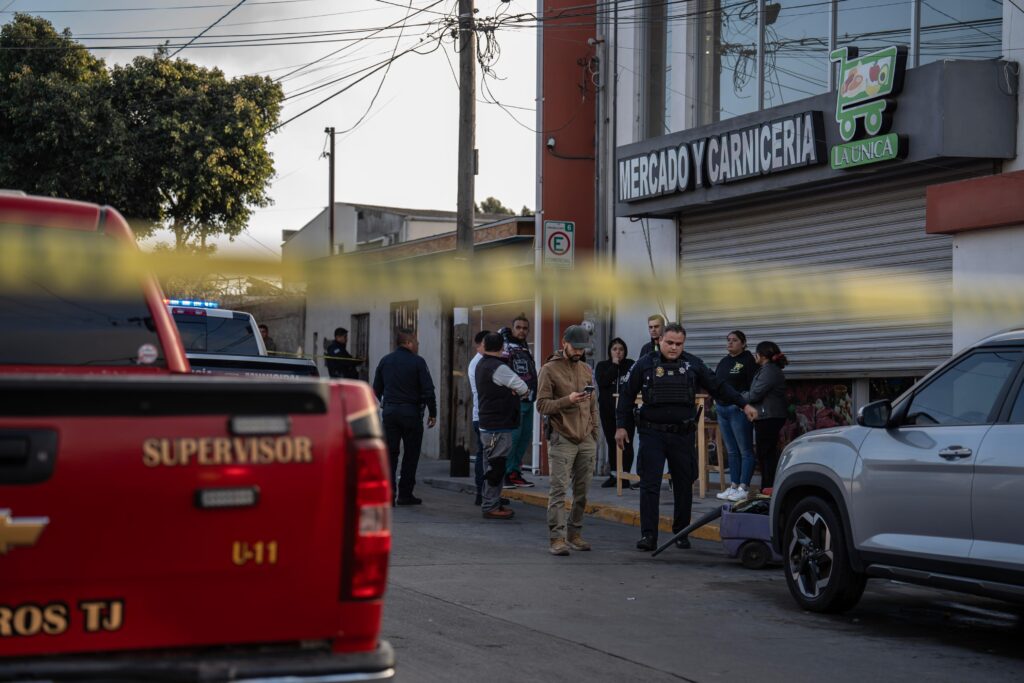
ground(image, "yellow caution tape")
xmin=0 ymin=229 xmax=1020 ymax=320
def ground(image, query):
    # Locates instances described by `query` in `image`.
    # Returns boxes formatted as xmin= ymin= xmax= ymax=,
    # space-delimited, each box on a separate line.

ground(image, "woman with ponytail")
xmin=743 ymin=341 xmax=788 ymax=493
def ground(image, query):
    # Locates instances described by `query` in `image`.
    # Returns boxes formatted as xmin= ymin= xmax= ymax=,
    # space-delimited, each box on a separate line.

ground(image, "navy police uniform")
xmin=616 ymin=350 xmax=747 ymax=544
xmin=372 ymin=347 xmax=437 ymax=502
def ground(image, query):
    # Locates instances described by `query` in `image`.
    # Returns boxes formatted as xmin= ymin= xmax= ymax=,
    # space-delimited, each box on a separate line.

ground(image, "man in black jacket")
xmin=325 ymin=327 xmax=361 ymax=380
xmin=373 ymin=329 xmax=437 ymax=505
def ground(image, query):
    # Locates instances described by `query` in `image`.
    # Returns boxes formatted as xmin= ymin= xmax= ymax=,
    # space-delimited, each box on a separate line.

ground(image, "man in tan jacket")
xmin=536 ymin=325 xmax=600 ymax=556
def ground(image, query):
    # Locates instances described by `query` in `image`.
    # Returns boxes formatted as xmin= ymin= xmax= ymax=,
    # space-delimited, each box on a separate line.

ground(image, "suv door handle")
xmin=938 ymin=445 xmax=973 ymax=460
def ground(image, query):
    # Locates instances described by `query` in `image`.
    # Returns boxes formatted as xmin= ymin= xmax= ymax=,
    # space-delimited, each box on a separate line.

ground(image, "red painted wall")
xmin=536 ymin=2 xmax=597 ymax=473
xmin=539 ymin=0 xmax=597 ymax=359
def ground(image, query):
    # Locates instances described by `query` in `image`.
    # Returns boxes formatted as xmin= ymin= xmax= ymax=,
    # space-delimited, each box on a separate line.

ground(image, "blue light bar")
xmin=167 ymin=299 xmax=220 ymax=309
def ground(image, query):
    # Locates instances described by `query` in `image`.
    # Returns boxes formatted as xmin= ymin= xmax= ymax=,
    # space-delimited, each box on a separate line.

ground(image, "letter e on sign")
xmin=543 ymin=220 xmax=575 ymax=269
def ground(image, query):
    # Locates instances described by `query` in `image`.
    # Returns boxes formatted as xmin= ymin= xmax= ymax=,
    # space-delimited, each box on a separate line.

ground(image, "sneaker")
xmin=717 ymin=485 xmax=738 ymax=500
xmin=549 ymin=539 xmax=570 ymax=556
xmin=502 ymin=476 xmax=517 ymax=490
xmin=483 ymin=507 xmax=514 ymax=520
xmin=566 ymin=535 xmax=591 ymax=551
xmin=726 ymin=487 xmax=748 ymax=503
xmin=600 ymin=475 xmax=617 ymax=488
xmin=636 ymin=535 xmax=656 ymax=552
xmin=509 ymin=471 xmax=535 ymax=488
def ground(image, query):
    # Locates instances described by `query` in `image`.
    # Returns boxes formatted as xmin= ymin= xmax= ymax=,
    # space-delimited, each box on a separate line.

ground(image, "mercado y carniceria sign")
xmin=618 ymin=112 xmax=825 ymax=202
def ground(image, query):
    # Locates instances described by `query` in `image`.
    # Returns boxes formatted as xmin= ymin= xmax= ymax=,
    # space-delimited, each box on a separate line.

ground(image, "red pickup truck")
xmin=0 ymin=194 xmax=395 ymax=681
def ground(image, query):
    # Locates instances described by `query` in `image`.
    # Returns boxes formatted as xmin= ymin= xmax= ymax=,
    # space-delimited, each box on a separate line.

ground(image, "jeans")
xmin=505 ymin=402 xmax=534 ymax=476
xmin=717 ymin=403 xmax=755 ymax=486
xmin=473 ymin=420 xmax=484 ymax=497
xmin=480 ymin=430 xmax=513 ymax=512
xmin=382 ymin=407 xmax=424 ymax=500
xmin=637 ymin=429 xmax=696 ymax=539
xmin=546 ymin=432 xmax=596 ymax=540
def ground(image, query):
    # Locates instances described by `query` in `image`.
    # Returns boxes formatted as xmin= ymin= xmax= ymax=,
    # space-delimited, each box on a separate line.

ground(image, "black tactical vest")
xmin=643 ymin=360 xmax=695 ymax=407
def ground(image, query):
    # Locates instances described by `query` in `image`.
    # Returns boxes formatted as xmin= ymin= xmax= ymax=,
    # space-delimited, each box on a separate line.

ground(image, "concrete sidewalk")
xmin=419 ymin=458 xmax=729 ymax=542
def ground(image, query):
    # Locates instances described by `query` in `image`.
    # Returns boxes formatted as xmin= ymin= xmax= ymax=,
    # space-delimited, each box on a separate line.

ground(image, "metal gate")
xmin=678 ymin=176 xmax=960 ymax=377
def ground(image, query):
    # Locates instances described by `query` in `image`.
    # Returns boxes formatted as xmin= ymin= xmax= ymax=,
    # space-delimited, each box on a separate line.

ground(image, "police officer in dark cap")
xmin=615 ymin=323 xmax=758 ymax=551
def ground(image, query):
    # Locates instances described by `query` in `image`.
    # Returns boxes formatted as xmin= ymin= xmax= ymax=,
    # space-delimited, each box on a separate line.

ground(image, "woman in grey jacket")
xmin=743 ymin=341 xmax=788 ymax=493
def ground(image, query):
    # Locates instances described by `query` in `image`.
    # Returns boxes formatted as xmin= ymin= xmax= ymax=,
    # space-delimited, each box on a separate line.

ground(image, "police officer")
xmin=372 ymin=328 xmax=437 ymax=505
xmin=326 ymin=327 xmax=360 ymax=380
xmin=615 ymin=323 xmax=757 ymax=551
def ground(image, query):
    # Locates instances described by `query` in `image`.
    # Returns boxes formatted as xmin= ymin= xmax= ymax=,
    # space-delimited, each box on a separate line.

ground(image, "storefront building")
xmin=601 ymin=1 xmax=1019 ymax=436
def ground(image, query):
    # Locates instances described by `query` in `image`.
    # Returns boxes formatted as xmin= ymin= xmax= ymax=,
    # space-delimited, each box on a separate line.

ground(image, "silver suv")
xmin=770 ymin=329 xmax=1024 ymax=612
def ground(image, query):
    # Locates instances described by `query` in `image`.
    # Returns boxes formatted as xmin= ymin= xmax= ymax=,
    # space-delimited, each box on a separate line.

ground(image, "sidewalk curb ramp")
xmin=422 ymin=476 xmax=722 ymax=542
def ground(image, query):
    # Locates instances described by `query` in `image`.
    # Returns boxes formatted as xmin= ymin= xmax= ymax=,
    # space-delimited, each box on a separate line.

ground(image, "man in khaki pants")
xmin=536 ymin=325 xmax=599 ymax=556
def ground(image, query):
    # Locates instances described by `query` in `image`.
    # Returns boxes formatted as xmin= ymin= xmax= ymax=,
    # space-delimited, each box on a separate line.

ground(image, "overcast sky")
xmin=1 ymin=0 xmax=537 ymax=255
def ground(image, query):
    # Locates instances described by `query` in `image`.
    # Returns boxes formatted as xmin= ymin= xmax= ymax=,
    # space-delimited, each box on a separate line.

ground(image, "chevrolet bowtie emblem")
xmin=0 ymin=509 xmax=48 ymax=555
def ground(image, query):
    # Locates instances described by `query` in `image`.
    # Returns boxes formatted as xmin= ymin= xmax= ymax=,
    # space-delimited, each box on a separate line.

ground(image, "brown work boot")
xmin=566 ymin=534 xmax=591 ymax=551
xmin=483 ymin=507 xmax=514 ymax=520
xmin=549 ymin=538 xmax=570 ymax=556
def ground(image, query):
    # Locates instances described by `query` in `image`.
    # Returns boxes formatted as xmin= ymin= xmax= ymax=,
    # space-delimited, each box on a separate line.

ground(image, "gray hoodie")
xmin=743 ymin=363 xmax=787 ymax=420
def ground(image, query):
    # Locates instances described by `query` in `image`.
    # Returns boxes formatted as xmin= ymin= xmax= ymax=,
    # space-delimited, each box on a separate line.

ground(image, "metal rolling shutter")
xmin=679 ymin=176 xmax=956 ymax=377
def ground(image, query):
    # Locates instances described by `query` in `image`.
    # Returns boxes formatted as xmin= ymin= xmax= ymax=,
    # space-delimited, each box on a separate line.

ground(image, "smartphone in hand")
xmin=583 ymin=385 xmax=595 ymax=394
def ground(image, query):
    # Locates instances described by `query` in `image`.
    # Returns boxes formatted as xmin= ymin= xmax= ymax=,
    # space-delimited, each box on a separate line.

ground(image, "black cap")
xmin=563 ymin=325 xmax=592 ymax=350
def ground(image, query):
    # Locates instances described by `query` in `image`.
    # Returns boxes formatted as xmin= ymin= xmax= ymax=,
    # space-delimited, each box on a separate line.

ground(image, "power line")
xmin=167 ymin=0 xmax=249 ymax=58
xmin=335 ymin=0 xmax=414 ymax=135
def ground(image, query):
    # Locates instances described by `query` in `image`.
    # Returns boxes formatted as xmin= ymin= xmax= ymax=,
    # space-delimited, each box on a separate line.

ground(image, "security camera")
xmin=546 ymin=137 xmax=556 ymax=150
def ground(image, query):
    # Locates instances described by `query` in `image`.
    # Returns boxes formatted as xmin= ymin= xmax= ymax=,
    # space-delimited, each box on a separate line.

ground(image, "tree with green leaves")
xmin=0 ymin=14 xmax=283 ymax=250
xmin=475 ymin=196 xmax=514 ymax=215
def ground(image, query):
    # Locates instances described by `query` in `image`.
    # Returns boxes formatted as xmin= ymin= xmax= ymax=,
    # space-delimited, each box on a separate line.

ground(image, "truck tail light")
xmin=346 ymin=437 xmax=391 ymax=600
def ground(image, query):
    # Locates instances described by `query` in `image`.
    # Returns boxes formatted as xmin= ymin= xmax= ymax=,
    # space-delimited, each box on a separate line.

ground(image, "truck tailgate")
xmin=0 ymin=375 xmax=372 ymax=658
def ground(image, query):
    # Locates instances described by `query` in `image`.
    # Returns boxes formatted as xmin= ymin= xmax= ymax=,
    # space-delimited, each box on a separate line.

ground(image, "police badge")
xmin=655 ymin=366 xmax=665 ymax=378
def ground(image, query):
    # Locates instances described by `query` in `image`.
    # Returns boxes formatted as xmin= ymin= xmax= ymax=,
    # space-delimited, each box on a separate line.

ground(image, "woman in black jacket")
xmin=714 ymin=330 xmax=758 ymax=503
xmin=595 ymin=338 xmax=635 ymax=488
xmin=743 ymin=341 xmax=789 ymax=493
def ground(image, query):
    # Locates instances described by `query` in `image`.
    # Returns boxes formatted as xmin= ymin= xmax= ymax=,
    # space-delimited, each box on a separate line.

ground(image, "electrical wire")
xmin=169 ymin=0 xmax=249 ymax=58
xmin=334 ymin=0 xmax=414 ymax=135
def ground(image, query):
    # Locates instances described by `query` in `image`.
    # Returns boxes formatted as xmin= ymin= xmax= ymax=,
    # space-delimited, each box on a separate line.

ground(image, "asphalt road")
xmin=382 ymin=487 xmax=1024 ymax=682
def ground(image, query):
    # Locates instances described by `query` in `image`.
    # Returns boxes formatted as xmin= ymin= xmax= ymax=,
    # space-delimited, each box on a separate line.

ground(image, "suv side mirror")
xmin=857 ymin=399 xmax=892 ymax=428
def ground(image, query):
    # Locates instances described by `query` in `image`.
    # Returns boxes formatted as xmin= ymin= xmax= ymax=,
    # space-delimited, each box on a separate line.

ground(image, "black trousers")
xmin=637 ymin=428 xmax=696 ymax=538
xmin=599 ymin=402 xmax=634 ymax=474
xmin=754 ymin=418 xmax=786 ymax=490
xmin=383 ymin=408 xmax=424 ymax=500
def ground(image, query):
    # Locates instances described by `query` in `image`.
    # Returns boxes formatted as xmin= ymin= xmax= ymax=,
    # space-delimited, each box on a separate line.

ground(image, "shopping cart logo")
xmin=829 ymin=45 xmax=908 ymax=170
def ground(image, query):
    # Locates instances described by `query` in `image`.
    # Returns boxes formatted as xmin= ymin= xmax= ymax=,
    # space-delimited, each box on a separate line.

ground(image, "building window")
xmin=697 ymin=0 xmax=760 ymax=125
xmin=763 ymin=0 xmax=830 ymax=108
xmin=692 ymin=0 xmax=1003 ymax=127
xmin=919 ymin=0 xmax=1002 ymax=66
xmin=390 ymin=300 xmax=418 ymax=347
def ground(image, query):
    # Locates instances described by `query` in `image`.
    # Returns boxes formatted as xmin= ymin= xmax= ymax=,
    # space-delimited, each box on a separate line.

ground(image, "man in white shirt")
xmin=468 ymin=330 xmax=489 ymax=505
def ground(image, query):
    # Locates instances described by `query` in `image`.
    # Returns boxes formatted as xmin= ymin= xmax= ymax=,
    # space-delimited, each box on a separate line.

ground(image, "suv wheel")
xmin=783 ymin=496 xmax=866 ymax=613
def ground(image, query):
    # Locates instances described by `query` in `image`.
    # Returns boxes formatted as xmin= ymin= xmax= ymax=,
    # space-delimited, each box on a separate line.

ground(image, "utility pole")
xmin=447 ymin=0 xmax=475 ymax=476
xmin=456 ymin=0 xmax=476 ymax=257
xmin=325 ymin=126 xmax=336 ymax=256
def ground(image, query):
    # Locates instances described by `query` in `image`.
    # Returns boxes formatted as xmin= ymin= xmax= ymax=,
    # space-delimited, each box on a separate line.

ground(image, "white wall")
xmin=404 ymin=219 xmax=458 ymax=241
xmin=952 ymin=225 xmax=1024 ymax=352
xmin=613 ymin=216 xmax=678 ymax=357
xmin=305 ymin=276 xmax=444 ymax=459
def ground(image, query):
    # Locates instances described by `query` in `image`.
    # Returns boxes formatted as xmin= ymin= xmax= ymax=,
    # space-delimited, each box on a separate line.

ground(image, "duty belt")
xmin=637 ymin=418 xmax=696 ymax=434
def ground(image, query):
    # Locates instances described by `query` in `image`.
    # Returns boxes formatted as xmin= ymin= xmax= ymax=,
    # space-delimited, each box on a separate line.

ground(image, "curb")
xmin=421 ymin=476 xmax=722 ymax=542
